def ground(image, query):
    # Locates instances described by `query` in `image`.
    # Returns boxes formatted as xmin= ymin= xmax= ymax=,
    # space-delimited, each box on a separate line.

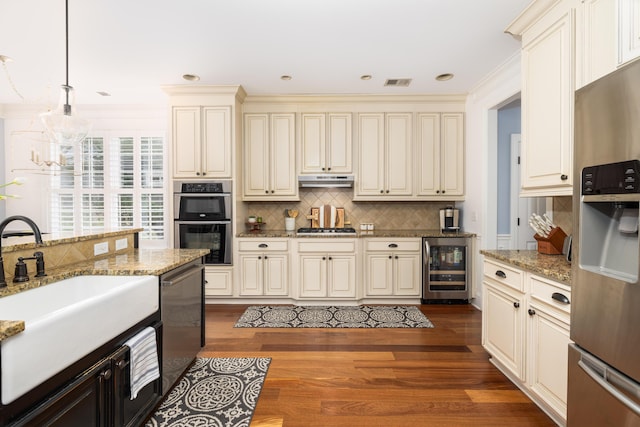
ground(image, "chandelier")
xmin=39 ymin=0 xmax=91 ymax=145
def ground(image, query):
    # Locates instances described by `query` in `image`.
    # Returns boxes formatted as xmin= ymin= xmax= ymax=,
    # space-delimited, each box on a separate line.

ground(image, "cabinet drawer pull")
xmin=495 ymin=270 xmax=507 ymax=279
xmin=258 ymin=243 xmax=268 ymax=248
xmin=388 ymin=243 xmax=398 ymax=248
xmin=552 ymin=292 xmax=570 ymax=304
xmin=513 ymin=302 xmax=520 ymax=308
xmin=528 ymin=308 xmax=536 ymax=316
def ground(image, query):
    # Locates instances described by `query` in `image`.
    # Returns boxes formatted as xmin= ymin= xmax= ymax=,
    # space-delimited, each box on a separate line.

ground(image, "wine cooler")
xmin=422 ymin=237 xmax=470 ymax=303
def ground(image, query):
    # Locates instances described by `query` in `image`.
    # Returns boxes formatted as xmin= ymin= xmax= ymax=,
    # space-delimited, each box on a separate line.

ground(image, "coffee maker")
xmin=440 ymin=206 xmax=460 ymax=232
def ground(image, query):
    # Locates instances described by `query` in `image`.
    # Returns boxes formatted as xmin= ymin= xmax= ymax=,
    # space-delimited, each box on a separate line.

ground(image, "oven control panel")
xmin=178 ymin=181 xmax=231 ymax=194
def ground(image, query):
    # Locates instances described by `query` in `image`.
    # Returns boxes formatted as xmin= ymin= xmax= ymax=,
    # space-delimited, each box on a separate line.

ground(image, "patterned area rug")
xmin=234 ymin=305 xmax=434 ymax=328
xmin=145 ymin=357 xmax=270 ymax=427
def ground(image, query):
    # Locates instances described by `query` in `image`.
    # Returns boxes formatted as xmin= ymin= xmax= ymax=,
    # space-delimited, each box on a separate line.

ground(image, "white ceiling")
xmin=0 ymin=0 xmax=530 ymax=107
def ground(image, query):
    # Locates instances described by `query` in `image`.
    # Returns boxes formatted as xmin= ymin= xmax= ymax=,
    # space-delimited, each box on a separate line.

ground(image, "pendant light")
xmin=40 ymin=0 xmax=91 ymax=145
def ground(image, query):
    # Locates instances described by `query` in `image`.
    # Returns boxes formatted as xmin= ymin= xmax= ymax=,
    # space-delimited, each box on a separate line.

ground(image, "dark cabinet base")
xmin=1 ymin=317 xmax=162 ymax=427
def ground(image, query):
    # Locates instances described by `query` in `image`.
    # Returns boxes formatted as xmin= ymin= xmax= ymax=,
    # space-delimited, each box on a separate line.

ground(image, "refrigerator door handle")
xmin=578 ymin=358 xmax=640 ymax=417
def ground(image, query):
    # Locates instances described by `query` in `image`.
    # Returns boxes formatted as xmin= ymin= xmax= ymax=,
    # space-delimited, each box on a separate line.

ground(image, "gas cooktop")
xmin=296 ymin=227 xmax=357 ymax=235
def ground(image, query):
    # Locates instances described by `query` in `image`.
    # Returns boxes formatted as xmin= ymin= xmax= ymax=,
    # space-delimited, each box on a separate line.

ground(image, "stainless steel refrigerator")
xmin=569 ymin=59 xmax=640 ymax=426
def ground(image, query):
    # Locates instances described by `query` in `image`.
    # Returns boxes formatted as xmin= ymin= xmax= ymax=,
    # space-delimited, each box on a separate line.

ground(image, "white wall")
xmin=460 ymin=52 xmax=522 ymax=310
xmin=1 ymin=104 xmax=167 ymax=231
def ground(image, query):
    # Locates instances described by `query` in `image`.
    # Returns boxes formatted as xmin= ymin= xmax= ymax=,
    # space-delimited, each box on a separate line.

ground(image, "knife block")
xmin=534 ymin=227 xmax=567 ymax=255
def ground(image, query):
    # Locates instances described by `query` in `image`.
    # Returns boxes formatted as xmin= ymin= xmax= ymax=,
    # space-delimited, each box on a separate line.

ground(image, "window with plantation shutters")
xmin=50 ymin=132 xmax=168 ymax=247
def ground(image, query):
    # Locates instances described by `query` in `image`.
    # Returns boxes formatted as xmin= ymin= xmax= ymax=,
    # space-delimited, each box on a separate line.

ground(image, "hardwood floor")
xmin=199 ymin=304 xmax=556 ymax=427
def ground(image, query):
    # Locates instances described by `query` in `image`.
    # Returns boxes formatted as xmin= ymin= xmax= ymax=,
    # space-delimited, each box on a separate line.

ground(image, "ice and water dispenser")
xmin=580 ymin=160 xmax=640 ymax=282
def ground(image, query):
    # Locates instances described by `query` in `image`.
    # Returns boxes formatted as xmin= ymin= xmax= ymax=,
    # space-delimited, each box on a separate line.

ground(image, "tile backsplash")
xmin=552 ymin=196 xmax=573 ymax=236
xmin=243 ymin=189 xmax=455 ymax=231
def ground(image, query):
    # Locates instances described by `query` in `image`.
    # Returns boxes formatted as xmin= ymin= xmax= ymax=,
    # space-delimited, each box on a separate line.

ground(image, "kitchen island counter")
xmin=481 ymin=249 xmax=571 ymax=285
xmin=0 ymin=248 xmax=208 ymax=341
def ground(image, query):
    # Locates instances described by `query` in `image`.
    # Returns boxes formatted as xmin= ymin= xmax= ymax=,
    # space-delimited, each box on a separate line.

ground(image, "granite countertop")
xmin=481 ymin=249 xmax=572 ymax=285
xmin=237 ymin=229 xmax=476 ymax=238
xmin=0 ymin=228 xmax=144 ymax=254
xmin=0 ymin=248 xmax=208 ymax=341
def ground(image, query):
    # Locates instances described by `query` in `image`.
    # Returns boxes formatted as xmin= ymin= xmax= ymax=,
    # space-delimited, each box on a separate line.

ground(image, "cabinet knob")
xmin=202 ymin=172 xmax=206 ymax=176
xmin=196 ymin=172 xmax=201 ymax=176
xmin=436 ymin=190 xmax=440 ymax=194
xmin=322 ymin=256 xmax=326 ymax=260
xmin=271 ymin=190 xmax=275 ymax=193
xmin=328 ymin=257 xmax=332 ymax=260
xmin=561 ymin=174 xmax=568 ymax=181
xmin=495 ymin=270 xmax=507 ymax=279
xmin=265 ymin=190 xmax=269 ymax=194
xmin=101 ymin=369 xmax=112 ymax=381
xmin=327 ymin=167 xmax=331 ymax=171
xmin=389 ymin=255 xmax=393 ymax=259
xmin=322 ymin=167 xmax=326 ymax=171
xmin=258 ymin=256 xmax=262 ymax=260
xmin=395 ymin=255 xmax=398 ymax=259
xmin=380 ymin=190 xmax=384 ymax=193
xmin=441 ymin=190 xmax=445 ymax=194
xmin=528 ymin=308 xmax=536 ymax=316
xmin=116 ymin=360 xmax=128 ymax=370
xmin=386 ymin=190 xmax=390 ymax=193
xmin=264 ymin=255 xmax=268 ymax=259
xmin=513 ymin=302 xmax=520 ymax=308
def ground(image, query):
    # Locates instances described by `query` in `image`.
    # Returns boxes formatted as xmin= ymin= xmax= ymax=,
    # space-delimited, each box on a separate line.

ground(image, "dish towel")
xmin=124 ymin=326 xmax=160 ymax=400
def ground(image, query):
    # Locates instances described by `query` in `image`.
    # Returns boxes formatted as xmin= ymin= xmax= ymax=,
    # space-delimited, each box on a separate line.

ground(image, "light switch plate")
xmin=115 ymin=238 xmax=128 ymax=251
xmin=94 ymin=242 xmax=109 ymax=256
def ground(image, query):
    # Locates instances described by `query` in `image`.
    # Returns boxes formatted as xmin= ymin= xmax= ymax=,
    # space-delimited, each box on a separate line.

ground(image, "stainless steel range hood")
xmin=298 ymin=175 xmax=354 ymax=188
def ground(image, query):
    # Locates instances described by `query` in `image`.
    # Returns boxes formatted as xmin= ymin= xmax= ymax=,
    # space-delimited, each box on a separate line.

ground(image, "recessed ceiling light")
xmin=360 ymin=75 xmax=372 ymax=80
xmin=280 ymin=75 xmax=292 ymax=81
xmin=96 ymin=91 xmax=111 ymax=97
xmin=436 ymin=73 xmax=454 ymax=81
xmin=182 ymin=74 xmax=200 ymax=82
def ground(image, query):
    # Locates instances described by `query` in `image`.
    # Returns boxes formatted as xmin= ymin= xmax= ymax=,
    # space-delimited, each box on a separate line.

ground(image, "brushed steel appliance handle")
xmin=162 ymin=265 xmax=203 ymax=287
xmin=578 ymin=359 xmax=640 ymax=417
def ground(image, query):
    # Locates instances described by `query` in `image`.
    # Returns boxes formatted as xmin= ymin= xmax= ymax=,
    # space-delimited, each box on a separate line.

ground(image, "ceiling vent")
xmin=384 ymin=78 xmax=412 ymax=87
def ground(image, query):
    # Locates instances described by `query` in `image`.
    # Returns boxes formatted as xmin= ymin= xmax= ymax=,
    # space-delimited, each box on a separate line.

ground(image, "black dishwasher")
xmin=160 ymin=258 xmax=205 ymax=395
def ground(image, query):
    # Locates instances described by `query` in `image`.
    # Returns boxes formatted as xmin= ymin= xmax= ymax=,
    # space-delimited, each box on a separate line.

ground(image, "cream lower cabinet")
xmin=482 ymin=258 xmax=571 ymax=426
xmin=527 ymin=274 xmax=571 ymax=423
xmin=482 ymin=260 xmax=526 ymax=381
xmin=237 ymin=239 xmax=289 ymax=296
xmin=297 ymin=239 xmax=357 ymax=299
xmin=364 ymin=238 xmax=421 ymax=297
xmin=204 ymin=266 xmax=233 ymax=297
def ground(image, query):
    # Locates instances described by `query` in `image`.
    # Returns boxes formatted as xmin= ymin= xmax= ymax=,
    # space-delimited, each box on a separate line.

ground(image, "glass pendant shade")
xmin=40 ymin=84 xmax=91 ymax=145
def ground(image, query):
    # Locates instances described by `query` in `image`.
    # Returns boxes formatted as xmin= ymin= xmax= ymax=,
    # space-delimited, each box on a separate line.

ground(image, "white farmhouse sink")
xmin=0 ymin=275 xmax=158 ymax=405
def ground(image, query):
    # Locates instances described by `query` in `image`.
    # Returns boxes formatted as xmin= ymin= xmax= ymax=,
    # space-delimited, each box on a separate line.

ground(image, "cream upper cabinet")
xmin=416 ymin=113 xmax=464 ymax=199
xmin=577 ymin=0 xmax=618 ymax=88
xmin=508 ymin=0 xmax=577 ymax=196
xmin=243 ymin=113 xmax=298 ymax=200
xmin=301 ymin=113 xmax=352 ymax=174
xmin=355 ymin=113 xmax=412 ymax=199
xmin=172 ymin=106 xmax=232 ymax=178
xmin=619 ymin=0 xmax=640 ymax=64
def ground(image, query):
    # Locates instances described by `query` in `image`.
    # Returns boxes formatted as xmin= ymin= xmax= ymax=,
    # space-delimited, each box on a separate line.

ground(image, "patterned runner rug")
xmin=145 ymin=357 xmax=270 ymax=427
xmin=234 ymin=305 xmax=434 ymax=328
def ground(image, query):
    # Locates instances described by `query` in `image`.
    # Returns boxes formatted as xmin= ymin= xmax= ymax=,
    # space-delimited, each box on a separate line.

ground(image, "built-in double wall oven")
xmin=174 ymin=180 xmax=232 ymax=265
